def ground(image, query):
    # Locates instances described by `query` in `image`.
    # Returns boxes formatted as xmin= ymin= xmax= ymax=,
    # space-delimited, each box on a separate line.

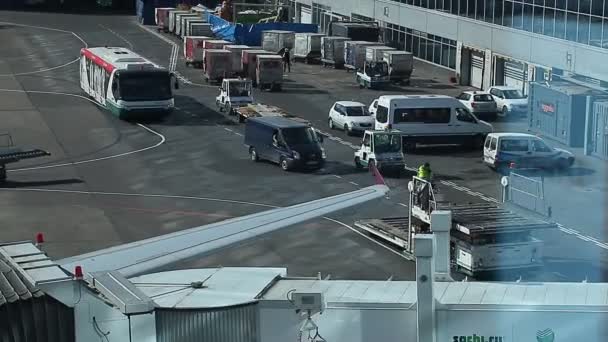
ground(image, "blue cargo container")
xmin=528 ymin=81 xmax=604 ymax=147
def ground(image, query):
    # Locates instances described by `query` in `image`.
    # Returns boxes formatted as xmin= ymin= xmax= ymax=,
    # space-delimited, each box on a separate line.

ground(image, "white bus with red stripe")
xmin=79 ymin=47 xmax=178 ymax=120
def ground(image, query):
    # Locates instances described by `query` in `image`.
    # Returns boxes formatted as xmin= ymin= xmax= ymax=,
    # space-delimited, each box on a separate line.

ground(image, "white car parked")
xmin=328 ymin=101 xmax=375 ymax=135
xmin=488 ymin=86 xmax=529 ymax=118
xmin=456 ymin=91 xmax=498 ymax=122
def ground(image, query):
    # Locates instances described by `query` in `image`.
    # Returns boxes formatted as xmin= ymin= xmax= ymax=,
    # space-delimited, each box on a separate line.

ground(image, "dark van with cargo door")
xmin=245 ymin=117 xmax=326 ymax=171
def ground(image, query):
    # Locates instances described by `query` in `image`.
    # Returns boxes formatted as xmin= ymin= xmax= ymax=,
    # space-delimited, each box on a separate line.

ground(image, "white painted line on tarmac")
xmin=398 ymin=203 xmax=408 ymax=208
xmin=100 ymin=24 xmax=134 ymax=50
xmin=333 ymin=175 xmax=342 ymax=179
xmin=0 ymin=21 xmax=87 ymax=77
xmin=0 ymin=88 xmax=166 ymax=172
xmin=349 ymin=181 xmax=360 ymax=186
xmin=224 ymin=128 xmax=233 ymax=132
xmin=234 ymin=132 xmax=243 ymax=136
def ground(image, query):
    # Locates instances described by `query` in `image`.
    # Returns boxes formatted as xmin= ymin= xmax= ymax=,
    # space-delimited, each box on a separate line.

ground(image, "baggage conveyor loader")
xmin=0 ymin=134 xmax=51 ymax=183
xmin=354 ymin=176 xmax=558 ymax=277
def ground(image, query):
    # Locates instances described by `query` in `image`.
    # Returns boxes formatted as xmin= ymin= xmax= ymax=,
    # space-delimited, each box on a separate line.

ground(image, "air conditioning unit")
xmin=291 ymin=292 xmax=324 ymax=313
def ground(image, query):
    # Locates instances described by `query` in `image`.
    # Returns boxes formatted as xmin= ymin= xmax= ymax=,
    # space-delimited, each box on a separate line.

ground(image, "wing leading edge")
xmin=58 ymin=184 xmax=389 ymax=278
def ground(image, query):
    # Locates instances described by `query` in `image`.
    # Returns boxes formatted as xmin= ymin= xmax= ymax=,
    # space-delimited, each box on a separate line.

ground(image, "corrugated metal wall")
xmin=0 ymin=295 xmax=75 ymax=342
xmin=156 ymin=303 xmax=259 ymax=342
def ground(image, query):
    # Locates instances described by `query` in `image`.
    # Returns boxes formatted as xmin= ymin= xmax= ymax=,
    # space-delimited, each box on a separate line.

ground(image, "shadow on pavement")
xmin=1 ymin=178 xmax=83 ymax=188
xmin=138 ymin=95 xmax=237 ymax=127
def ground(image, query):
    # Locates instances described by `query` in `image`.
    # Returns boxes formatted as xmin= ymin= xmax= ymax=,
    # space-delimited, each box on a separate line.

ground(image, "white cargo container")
xmin=242 ymin=49 xmax=270 ymax=83
xmin=224 ymin=45 xmax=253 ymax=76
xmin=184 ymin=18 xmax=206 ymax=36
xmin=293 ymin=33 xmax=325 ymax=63
xmin=177 ymin=13 xmax=201 ymax=37
xmin=344 ymin=41 xmax=382 ymax=70
xmin=256 ymin=55 xmax=283 ymax=91
xmin=383 ymin=50 xmax=414 ymax=84
xmin=203 ymin=49 xmax=232 ymax=83
xmin=189 ymin=22 xmax=213 ymax=37
xmin=183 ymin=36 xmax=211 ymax=67
xmin=262 ymin=30 xmax=295 ymax=53
xmin=365 ymin=46 xmax=395 ymax=62
xmin=320 ymin=36 xmax=351 ymax=68
xmin=168 ymin=10 xmax=189 ymax=33
xmin=203 ymin=39 xmax=230 ymax=50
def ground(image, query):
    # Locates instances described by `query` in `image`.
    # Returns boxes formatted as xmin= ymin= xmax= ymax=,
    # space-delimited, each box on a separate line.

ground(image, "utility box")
xmin=528 ymin=81 xmax=603 ymax=147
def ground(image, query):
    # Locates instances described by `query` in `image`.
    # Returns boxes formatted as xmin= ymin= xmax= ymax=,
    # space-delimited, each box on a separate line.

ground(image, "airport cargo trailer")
xmin=242 ymin=49 xmax=270 ymax=85
xmin=344 ymin=41 xmax=382 ymax=71
xmin=0 ymin=134 xmax=50 ymax=183
xmin=354 ymin=202 xmax=557 ymax=276
xmin=234 ymin=103 xmax=310 ymax=125
xmin=203 ymin=49 xmax=232 ymax=83
xmin=168 ymin=10 xmax=189 ymax=34
xmin=155 ymin=7 xmax=175 ymax=32
xmin=179 ymin=15 xmax=203 ymax=37
xmin=184 ymin=18 xmax=207 ymax=36
xmin=183 ymin=36 xmax=211 ymax=67
xmin=365 ymin=46 xmax=395 ymax=62
xmin=175 ymin=13 xmax=200 ymax=37
xmin=224 ymin=45 xmax=253 ymax=77
xmin=203 ymin=39 xmax=230 ymax=50
xmin=383 ymin=50 xmax=414 ymax=85
xmin=293 ymin=33 xmax=325 ymax=64
xmin=320 ymin=36 xmax=350 ymax=68
xmin=262 ymin=30 xmax=295 ymax=54
xmin=188 ymin=22 xmax=213 ymax=36
xmin=256 ymin=55 xmax=283 ymax=91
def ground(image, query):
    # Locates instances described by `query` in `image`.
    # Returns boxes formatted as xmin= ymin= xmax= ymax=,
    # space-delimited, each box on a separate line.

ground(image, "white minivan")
xmin=483 ymin=133 xmax=575 ymax=170
xmin=374 ymin=94 xmax=493 ymax=150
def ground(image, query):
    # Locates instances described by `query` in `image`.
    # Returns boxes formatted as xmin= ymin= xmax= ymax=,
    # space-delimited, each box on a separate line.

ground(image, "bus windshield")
xmin=282 ymin=127 xmax=319 ymax=146
xmin=374 ymin=134 xmax=401 ymax=153
xmin=118 ymin=72 xmax=172 ymax=101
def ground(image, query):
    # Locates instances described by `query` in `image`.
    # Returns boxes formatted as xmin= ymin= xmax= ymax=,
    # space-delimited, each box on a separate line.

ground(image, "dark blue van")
xmin=245 ymin=117 xmax=326 ymax=171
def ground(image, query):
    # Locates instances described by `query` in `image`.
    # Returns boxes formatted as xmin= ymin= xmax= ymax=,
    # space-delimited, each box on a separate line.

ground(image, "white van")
xmin=374 ymin=95 xmax=493 ymax=149
xmin=483 ymin=133 xmax=575 ymax=170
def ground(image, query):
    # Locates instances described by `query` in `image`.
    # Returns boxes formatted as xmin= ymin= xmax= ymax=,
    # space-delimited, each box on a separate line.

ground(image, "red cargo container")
xmin=203 ymin=40 xmax=230 ymax=50
xmin=155 ymin=7 xmax=174 ymax=32
xmin=184 ymin=36 xmax=211 ymax=68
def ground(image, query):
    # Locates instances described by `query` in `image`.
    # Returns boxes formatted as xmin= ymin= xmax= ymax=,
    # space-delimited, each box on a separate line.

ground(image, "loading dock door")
xmin=592 ymin=101 xmax=608 ymax=160
xmin=504 ymin=60 xmax=527 ymax=92
xmin=470 ymin=51 xmax=484 ymax=89
xmin=300 ymin=6 xmax=312 ymax=24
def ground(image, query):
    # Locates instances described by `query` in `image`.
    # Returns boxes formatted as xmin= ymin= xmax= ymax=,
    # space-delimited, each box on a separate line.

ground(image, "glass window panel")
xmin=421 ymin=0 xmax=429 ymax=8
xmin=591 ymin=0 xmax=603 ymax=16
xmin=533 ymin=5 xmax=544 ymax=33
xmin=459 ymin=0 xmax=468 ymax=15
xmin=441 ymin=44 xmax=450 ymax=66
xmin=579 ymin=0 xmax=591 ymax=13
xmin=555 ymin=10 xmax=566 ymax=38
xmin=504 ymin=1 xmax=514 ymax=27
xmin=513 ymin=1 xmax=524 ymax=28
xmin=567 ymin=0 xmax=578 ymax=12
xmin=426 ymin=39 xmax=433 ymax=60
xmin=451 ymin=0 xmax=459 ymax=14
xmin=545 ymin=0 xmax=555 ymax=7
xmin=556 ymin=0 xmax=566 ymax=10
xmin=406 ymin=33 xmax=413 ymax=52
xmin=412 ymin=36 xmax=420 ymax=57
xmin=565 ymin=12 xmax=578 ymax=41
xmin=578 ymin=14 xmax=591 ymax=44
xmin=442 ymin=0 xmax=451 ymax=11
xmin=494 ymin=0 xmax=504 ymax=24
xmin=413 ymin=0 xmax=420 ymax=6
xmin=476 ymin=0 xmax=486 ymax=20
xmin=544 ymin=8 xmax=556 ymax=35
xmin=448 ymin=46 xmax=456 ymax=69
xmin=406 ymin=0 xmax=414 ymax=4
xmin=523 ymin=4 xmax=534 ymax=31
xmin=605 ymin=0 xmax=608 ymax=17
xmin=433 ymin=41 xmax=442 ymax=65
xmin=399 ymin=31 xmax=406 ymax=50
xmin=534 ymin=0 xmax=544 ymax=5
xmin=603 ymin=20 xmax=608 ymax=47
xmin=590 ymin=16 xmax=602 ymax=46
xmin=467 ymin=0 xmax=476 ymax=18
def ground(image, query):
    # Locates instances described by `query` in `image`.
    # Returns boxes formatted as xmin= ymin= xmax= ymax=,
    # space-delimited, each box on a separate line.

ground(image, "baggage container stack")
xmin=242 ymin=49 xmax=271 ymax=84
xmin=383 ymin=51 xmax=414 ymax=85
xmin=203 ymin=39 xmax=230 ymax=50
xmin=261 ymin=30 xmax=295 ymax=54
xmin=184 ymin=18 xmax=206 ymax=36
xmin=155 ymin=7 xmax=175 ymax=32
xmin=177 ymin=13 xmax=201 ymax=37
xmin=344 ymin=41 xmax=382 ymax=71
xmin=225 ymin=45 xmax=253 ymax=76
xmin=293 ymin=33 xmax=325 ymax=64
xmin=365 ymin=46 xmax=395 ymax=62
xmin=189 ymin=22 xmax=213 ymax=36
xmin=320 ymin=36 xmax=350 ymax=69
xmin=203 ymin=49 xmax=232 ymax=84
xmin=168 ymin=10 xmax=189 ymax=34
xmin=183 ymin=36 xmax=211 ymax=67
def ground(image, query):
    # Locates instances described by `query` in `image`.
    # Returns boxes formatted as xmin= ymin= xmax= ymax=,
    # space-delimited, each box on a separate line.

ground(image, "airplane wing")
xmin=58 ymin=183 xmax=389 ymax=278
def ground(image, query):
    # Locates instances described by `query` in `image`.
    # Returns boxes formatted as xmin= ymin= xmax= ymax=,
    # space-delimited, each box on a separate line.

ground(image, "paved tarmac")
xmin=0 ymin=11 xmax=606 ymax=282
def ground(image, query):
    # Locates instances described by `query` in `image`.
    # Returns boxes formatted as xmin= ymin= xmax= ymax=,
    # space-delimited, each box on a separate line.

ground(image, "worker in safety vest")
xmin=417 ymin=162 xmax=432 ymax=181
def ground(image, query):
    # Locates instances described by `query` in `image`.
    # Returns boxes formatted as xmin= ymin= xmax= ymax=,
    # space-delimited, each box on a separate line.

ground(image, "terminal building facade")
xmin=290 ymin=0 xmax=608 ymax=93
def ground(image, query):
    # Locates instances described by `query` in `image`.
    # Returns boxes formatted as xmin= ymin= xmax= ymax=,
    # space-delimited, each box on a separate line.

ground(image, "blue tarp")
xmin=206 ymin=13 xmax=317 ymax=46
